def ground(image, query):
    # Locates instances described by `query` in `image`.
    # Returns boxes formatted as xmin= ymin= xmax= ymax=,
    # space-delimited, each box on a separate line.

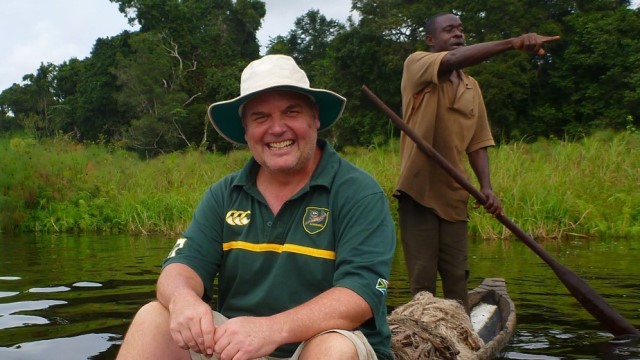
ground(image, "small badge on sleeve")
xmin=167 ymin=237 xmax=187 ymax=258
xmin=376 ymin=278 xmax=389 ymax=294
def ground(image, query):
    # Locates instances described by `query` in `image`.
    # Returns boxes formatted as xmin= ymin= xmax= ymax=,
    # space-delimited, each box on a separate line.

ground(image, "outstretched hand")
xmin=513 ymin=33 xmax=561 ymax=56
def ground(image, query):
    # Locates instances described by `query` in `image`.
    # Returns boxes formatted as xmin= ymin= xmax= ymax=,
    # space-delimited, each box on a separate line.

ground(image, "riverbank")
xmin=1 ymin=130 xmax=638 ymax=238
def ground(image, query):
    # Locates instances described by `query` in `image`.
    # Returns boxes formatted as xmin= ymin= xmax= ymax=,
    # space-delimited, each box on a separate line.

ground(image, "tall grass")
xmin=475 ymin=130 xmax=640 ymax=239
xmin=0 ymin=135 xmax=250 ymax=234
xmin=1 ymin=131 xmax=638 ymax=239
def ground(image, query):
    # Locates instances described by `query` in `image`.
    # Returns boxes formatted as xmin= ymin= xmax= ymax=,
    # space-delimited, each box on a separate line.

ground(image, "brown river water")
xmin=0 ymin=233 xmax=638 ymax=359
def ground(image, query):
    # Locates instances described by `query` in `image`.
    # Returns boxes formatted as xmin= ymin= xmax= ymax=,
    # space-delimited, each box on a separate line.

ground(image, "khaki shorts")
xmin=190 ymin=311 xmax=377 ymax=360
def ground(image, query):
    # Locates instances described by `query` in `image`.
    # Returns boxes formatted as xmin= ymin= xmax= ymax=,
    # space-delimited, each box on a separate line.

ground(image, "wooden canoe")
xmin=389 ymin=278 xmax=516 ymax=359
xmin=468 ymin=278 xmax=517 ymax=359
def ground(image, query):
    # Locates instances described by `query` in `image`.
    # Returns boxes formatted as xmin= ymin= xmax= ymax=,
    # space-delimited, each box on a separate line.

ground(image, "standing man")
xmin=395 ymin=12 xmax=559 ymax=311
xmin=117 ymin=55 xmax=396 ymax=360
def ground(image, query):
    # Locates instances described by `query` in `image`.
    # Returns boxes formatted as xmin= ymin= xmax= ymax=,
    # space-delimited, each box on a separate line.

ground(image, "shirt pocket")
xmin=451 ymin=82 xmax=476 ymax=118
xmin=407 ymin=85 xmax=435 ymax=126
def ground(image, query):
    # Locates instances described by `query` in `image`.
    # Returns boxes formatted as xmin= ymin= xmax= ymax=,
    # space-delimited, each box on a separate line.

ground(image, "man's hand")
xmin=475 ymin=188 xmax=503 ymax=217
xmin=168 ymin=295 xmax=217 ymax=358
xmin=512 ymin=33 xmax=561 ymax=56
xmin=213 ymin=316 xmax=280 ymax=360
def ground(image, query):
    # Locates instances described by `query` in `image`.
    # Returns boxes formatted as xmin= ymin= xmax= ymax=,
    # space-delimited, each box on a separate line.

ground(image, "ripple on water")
xmin=0 ymin=314 xmax=50 ymax=330
xmin=0 ymin=276 xmax=21 ymax=280
xmin=27 ymin=286 xmax=71 ymax=293
xmin=502 ymin=351 xmax=561 ymax=360
xmin=72 ymin=281 xmax=103 ymax=287
xmin=0 ymin=291 xmax=19 ymax=298
xmin=0 ymin=333 xmax=118 ymax=360
xmin=0 ymin=300 xmax=68 ymax=330
xmin=0 ymin=300 xmax=67 ymax=316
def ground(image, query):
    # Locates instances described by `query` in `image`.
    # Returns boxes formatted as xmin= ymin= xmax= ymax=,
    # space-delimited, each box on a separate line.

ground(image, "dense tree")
xmin=108 ymin=0 xmax=266 ymax=154
xmin=110 ymin=31 xmax=196 ymax=155
xmin=1 ymin=0 xmax=639 ymax=151
xmin=542 ymin=6 xmax=640 ymax=135
xmin=266 ymin=10 xmax=346 ymax=66
xmin=317 ymin=1 xmax=417 ymax=147
xmin=57 ymin=34 xmax=134 ymax=142
xmin=0 ymin=63 xmax=58 ymax=138
xmin=443 ymin=0 xmax=565 ymax=140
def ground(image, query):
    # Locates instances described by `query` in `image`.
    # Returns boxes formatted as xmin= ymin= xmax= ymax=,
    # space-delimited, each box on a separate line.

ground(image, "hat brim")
xmin=208 ymin=85 xmax=346 ymax=145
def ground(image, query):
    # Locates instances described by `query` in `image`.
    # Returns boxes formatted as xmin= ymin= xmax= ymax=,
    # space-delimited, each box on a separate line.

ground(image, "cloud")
xmin=0 ymin=0 xmax=354 ymax=91
xmin=0 ymin=0 xmax=134 ymax=90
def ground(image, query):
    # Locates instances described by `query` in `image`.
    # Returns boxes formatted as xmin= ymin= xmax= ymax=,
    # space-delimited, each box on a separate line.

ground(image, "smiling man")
xmin=395 ymin=12 xmax=559 ymax=312
xmin=116 ymin=54 xmax=396 ymax=360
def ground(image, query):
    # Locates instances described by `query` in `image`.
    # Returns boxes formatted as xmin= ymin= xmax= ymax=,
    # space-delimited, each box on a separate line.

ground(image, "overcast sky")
xmin=0 ymin=0 xmax=354 ymax=91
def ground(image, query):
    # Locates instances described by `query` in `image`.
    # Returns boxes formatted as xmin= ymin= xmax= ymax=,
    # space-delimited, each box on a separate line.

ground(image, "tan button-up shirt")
xmin=395 ymin=51 xmax=495 ymax=221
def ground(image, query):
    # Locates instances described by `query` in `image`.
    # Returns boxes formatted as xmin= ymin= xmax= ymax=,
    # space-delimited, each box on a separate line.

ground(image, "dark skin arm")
xmin=439 ymin=33 xmax=560 ymax=74
xmin=439 ymin=31 xmax=558 ymax=215
xmin=468 ymin=147 xmax=502 ymax=216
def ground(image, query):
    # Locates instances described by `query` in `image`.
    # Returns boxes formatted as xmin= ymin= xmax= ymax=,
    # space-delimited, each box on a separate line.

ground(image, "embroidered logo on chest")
xmin=303 ymin=207 xmax=329 ymax=234
xmin=226 ymin=210 xmax=251 ymax=226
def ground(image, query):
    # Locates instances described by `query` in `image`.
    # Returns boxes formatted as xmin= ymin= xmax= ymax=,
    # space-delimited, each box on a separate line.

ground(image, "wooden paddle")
xmin=361 ymin=84 xmax=640 ymax=337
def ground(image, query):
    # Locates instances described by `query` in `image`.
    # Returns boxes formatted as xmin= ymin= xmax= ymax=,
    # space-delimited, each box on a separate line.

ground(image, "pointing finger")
xmin=543 ymin=35 xmax=561 ymax=43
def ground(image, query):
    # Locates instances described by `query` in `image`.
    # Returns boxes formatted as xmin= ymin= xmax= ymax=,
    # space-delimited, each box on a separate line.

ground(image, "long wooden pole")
xmin=361 ymin=85 xmax=640 ymax=337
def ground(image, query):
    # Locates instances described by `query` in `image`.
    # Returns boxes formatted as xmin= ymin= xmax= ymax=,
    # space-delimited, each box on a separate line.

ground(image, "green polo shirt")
xmin=164 ymin=140 xmax=396 ymax=359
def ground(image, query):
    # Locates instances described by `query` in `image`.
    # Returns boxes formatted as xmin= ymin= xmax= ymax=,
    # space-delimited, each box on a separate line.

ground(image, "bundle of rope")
xmin=388 ymin=291 xmax=484 ymax=360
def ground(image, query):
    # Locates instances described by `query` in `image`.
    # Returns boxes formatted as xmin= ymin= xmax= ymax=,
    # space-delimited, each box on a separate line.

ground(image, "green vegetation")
xmin=2 ymin=1 xmax=637 ymax=240
xmin=2 ymin=131 xmax=638 ymax=239
xmin=0 ymin=134 xmax=250 ymax=234
xmin=471 ymin=130 xmax=640 ymax=239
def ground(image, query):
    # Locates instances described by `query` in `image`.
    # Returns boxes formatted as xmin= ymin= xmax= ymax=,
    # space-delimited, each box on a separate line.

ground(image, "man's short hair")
xmin=425 ymin=12 xmax=454 ymax=37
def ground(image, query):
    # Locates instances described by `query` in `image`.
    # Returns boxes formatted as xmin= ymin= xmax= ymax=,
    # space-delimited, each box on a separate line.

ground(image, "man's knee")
xmin=118 ymin=301 xmax=188 ymax=360
xmin=299 ymin=332 xmax=358 ymax=360
xmin=136 ymin=301 xmax=168 ymax=319
xmin=126 ymin=301 xmax=171 ymax=335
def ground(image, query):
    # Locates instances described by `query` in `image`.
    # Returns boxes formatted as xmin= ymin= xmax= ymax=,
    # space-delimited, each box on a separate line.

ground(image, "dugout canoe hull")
xmin=468 ymin=278 xmax=517 ymax=359
xmin=389 ymin=277 xmax=516 ymax=360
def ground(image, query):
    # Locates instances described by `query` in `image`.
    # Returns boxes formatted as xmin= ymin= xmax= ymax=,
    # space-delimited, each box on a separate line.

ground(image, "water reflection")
xmin=72 ymin=282 xmax=102 ymax=288
xmin=28 ymin=286 xmax=71 ymax=293
xmin=0 ymin=333 xmax=118 ymax=360
xmin=0 ymin=233 xmax=638 ymax=359
xmin=0 ymin=234 xmax=164 ymax=359
xmin=0 ymin=299 xmax=67 ymax=314
xmin=0 ymin=299 xmax=67 ymax=331
xmin=0 ymin=292 xmax=19 ymax=298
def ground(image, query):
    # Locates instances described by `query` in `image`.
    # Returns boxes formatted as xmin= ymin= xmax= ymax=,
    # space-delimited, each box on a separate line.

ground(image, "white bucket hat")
xmin=207 ymin=54 xmax=346 ymax=145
